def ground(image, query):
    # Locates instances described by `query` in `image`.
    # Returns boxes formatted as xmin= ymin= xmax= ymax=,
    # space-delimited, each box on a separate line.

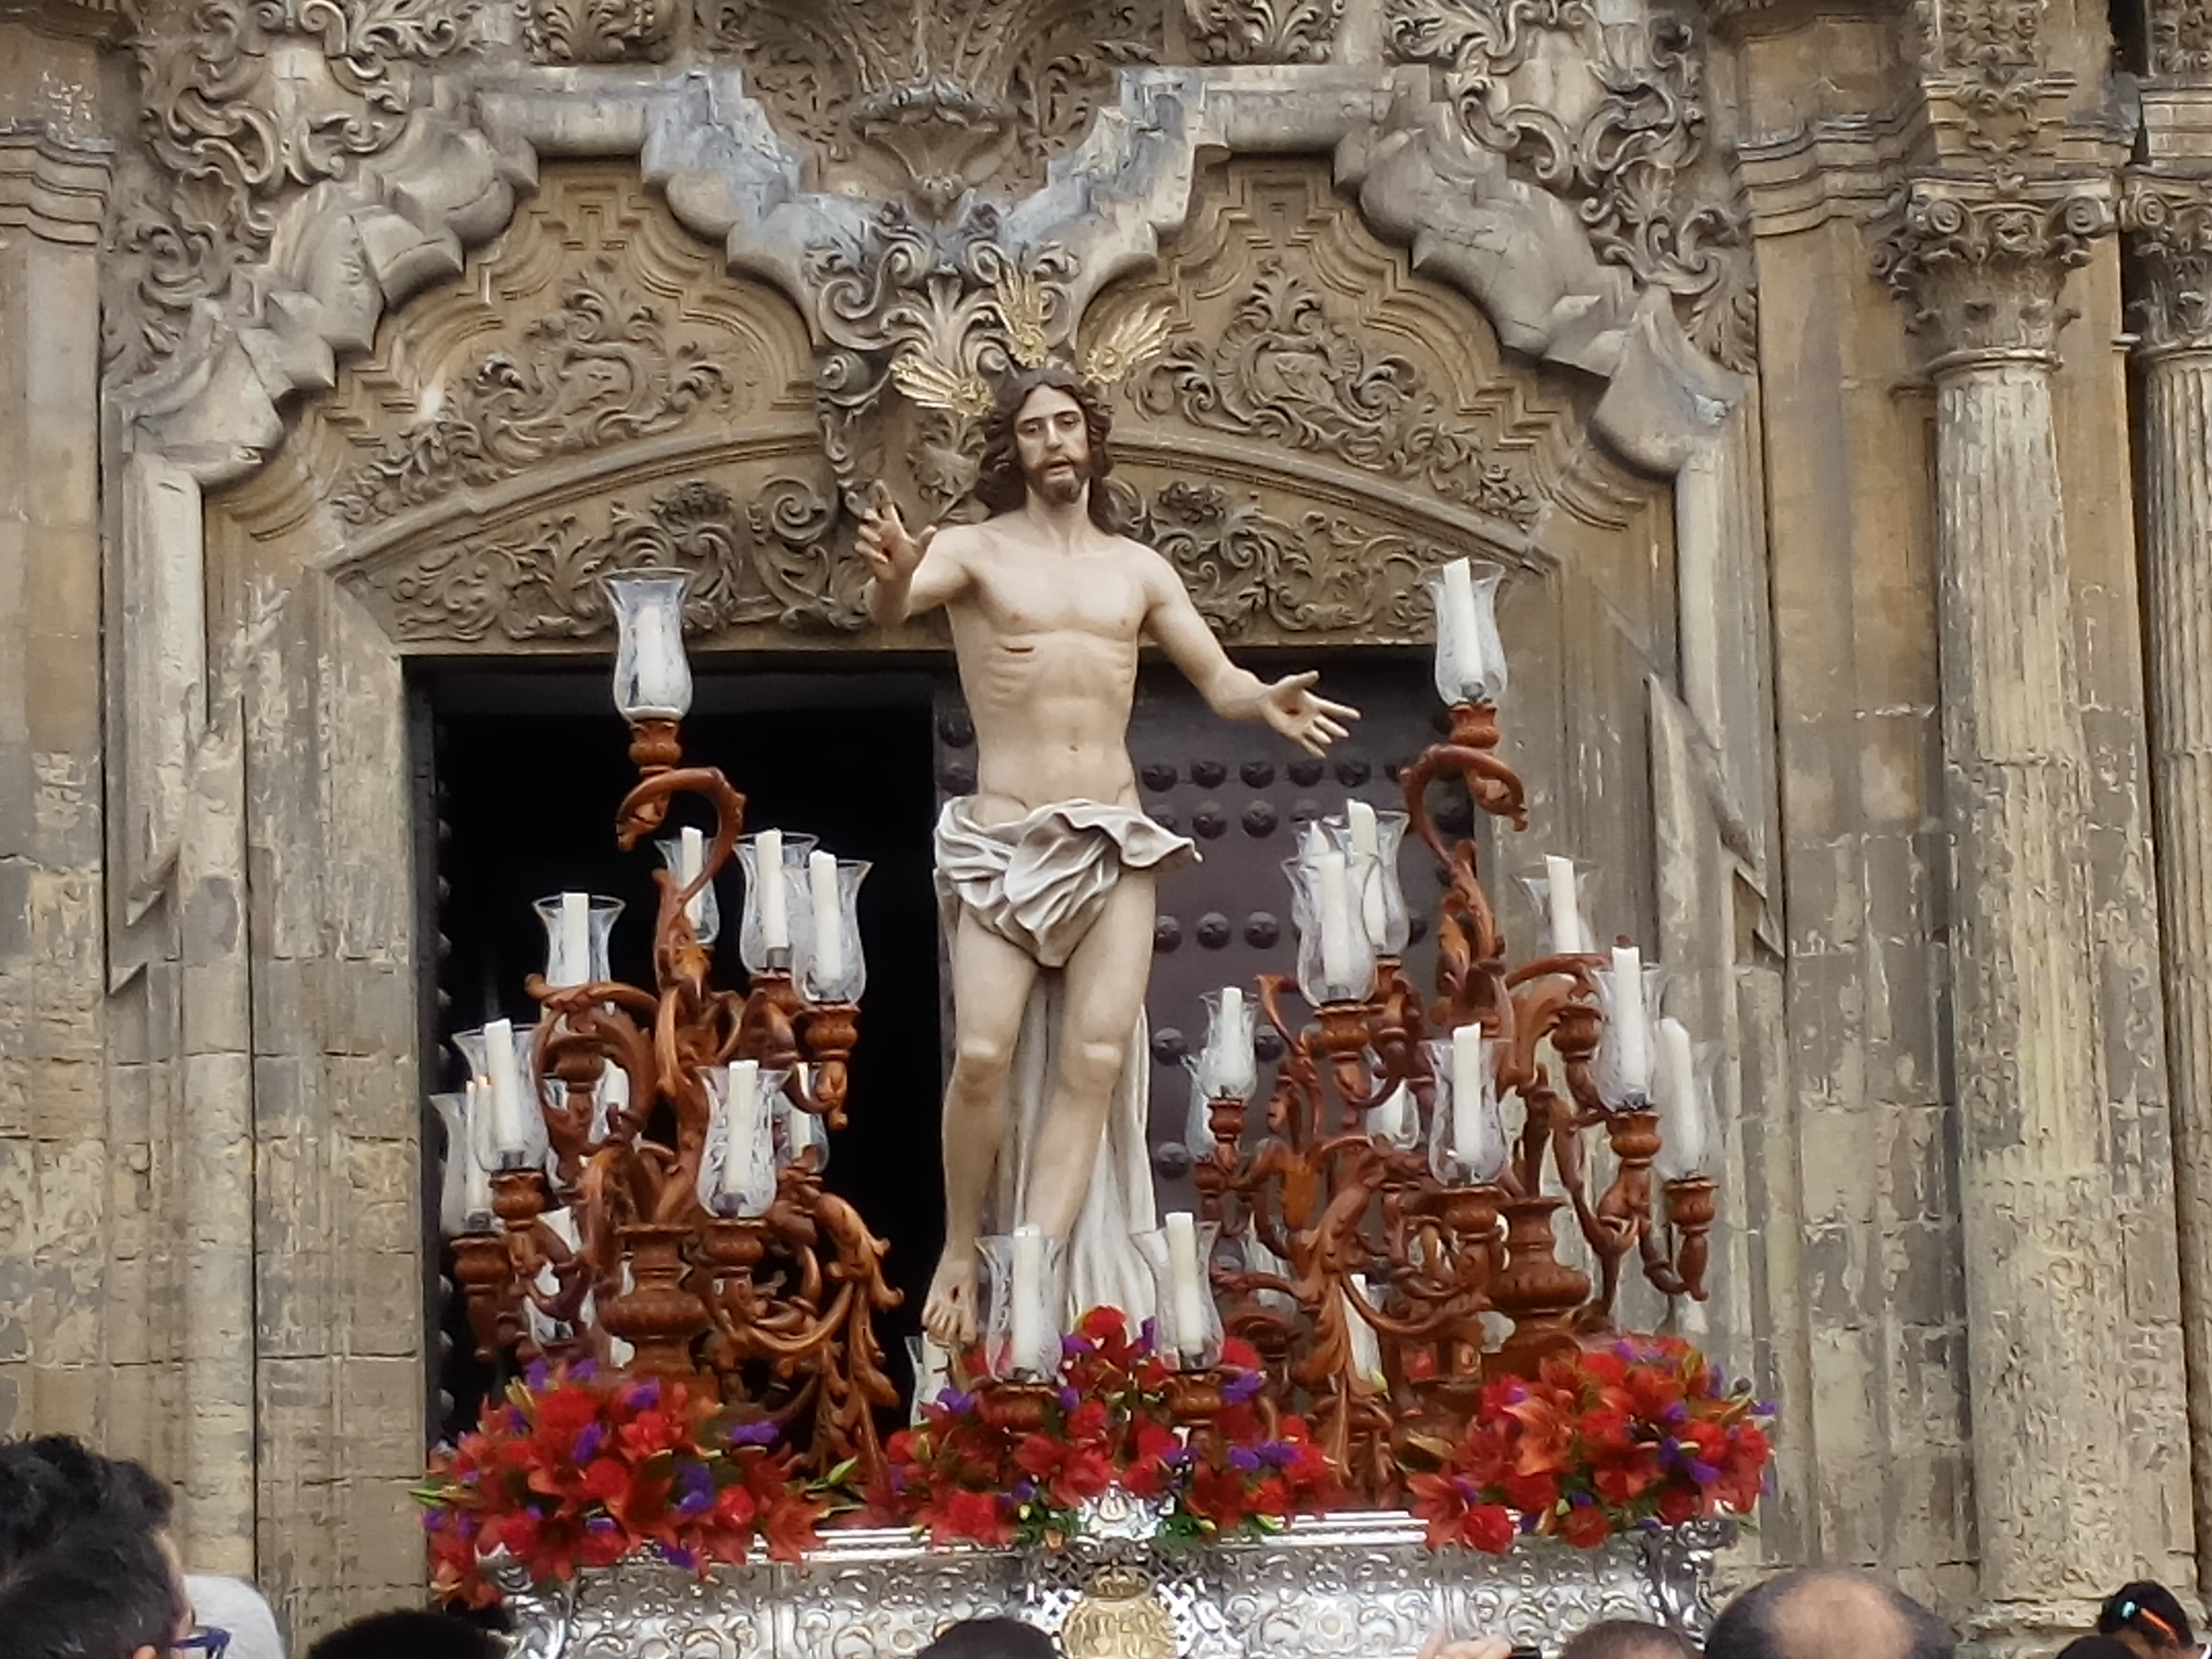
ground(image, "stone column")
xmin=2126 ymin=174 xmax=2212 ymax=1591
xmin=1878 ymin=180 xmax=2131 ymax=1650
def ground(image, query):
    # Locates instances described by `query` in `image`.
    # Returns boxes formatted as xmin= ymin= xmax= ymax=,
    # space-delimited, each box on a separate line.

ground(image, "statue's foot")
xmin=923 ymin=1252 xmax=979 ymax=1348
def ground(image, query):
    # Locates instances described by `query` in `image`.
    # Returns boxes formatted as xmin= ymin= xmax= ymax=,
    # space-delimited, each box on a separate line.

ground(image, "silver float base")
xmin=499 ymin=1509 xmax=1736 ymax=1659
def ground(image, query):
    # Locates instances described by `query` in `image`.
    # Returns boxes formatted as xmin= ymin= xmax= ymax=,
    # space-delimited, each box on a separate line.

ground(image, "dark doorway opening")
xmin=416 ymin=664 xmax=944 ymax=1442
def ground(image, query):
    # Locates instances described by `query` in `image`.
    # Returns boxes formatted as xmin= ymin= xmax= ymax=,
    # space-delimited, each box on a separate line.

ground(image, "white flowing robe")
xmin=933 ymin=798 xmax=1196 ymax=1324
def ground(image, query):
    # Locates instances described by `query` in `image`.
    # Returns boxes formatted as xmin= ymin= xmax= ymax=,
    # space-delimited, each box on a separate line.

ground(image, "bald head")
xmin=1707 ymin=1570 xmax=1956 ymax=1659
xmin=1561 ymin=1621 xmax=1698 ymax=1659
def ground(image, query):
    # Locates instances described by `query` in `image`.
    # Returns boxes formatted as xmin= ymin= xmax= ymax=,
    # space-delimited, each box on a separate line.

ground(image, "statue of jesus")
xmin=859 ymin=367 xmax=1358 ymax=1345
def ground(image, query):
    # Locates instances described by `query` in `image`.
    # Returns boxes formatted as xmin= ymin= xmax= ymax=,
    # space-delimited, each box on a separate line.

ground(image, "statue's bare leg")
xmin=924 ymin=909 xmax=1041 ymax=1346
xmin=1021 ymin=871 xmax=1158 ymax=1240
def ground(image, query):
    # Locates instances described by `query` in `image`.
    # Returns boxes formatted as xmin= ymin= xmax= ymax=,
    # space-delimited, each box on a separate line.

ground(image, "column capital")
xmin=0 ymin=123 xmax=112 ymax=247
xmin=1872 ymin=174 xmax=2114 ymax=370
xmin=2122 ymin=173 xmax=2212 ymax=357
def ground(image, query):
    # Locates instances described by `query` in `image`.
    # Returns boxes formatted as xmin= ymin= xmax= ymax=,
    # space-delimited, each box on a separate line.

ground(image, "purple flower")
xmin=1012 ymin=1479 xmax=1038 ymax=1502
xmin=506 ymin=1407 xmax=529 ymax=1435
xmin=626 ymin=1379 xmax=663 ymax=1412
xmin=1138 ymin=1317 xmax=1162 ymax=1353
xmin=572 ymin=1359 xmax=599 ymax=1382
xmin=1227 ymin=1446 xmax=1264 ymax=1473
xmin=526 ymin=1359 xmax=552 ymax=1392
xmin=422 ymin=1511 xmax=447 ymax=1533
xmin=1662 ymin=1402 xmax=1689 ymax=1427
xmin=1687 ymin=1459 xmax=1720 ymax=1485
xmin=586 ymin=1515 xmax=622 ymax=1536
xmin=1256 ymin=1441 xmax=1298 ymax=1471
xmin=1753 ymin=1399 xmax=1778 ymax=1418
xmin=729 ymin=1420 xmax=781 ymax=1447
xmin=573 ymin=1423 xmax=607 ymax=1464
xmin=1061 ymin=1334 xmax=1096 ymax=1358
xmin=659 ymin=1543 xmax=699 ymax=1570
xmin=676 ymin=1464 xmax=716 ymax=1515
xmin=1454 ymin=1477 xmax=1482 ymax=1503
xmin=938 ymin=1387 xmax=977 ymax=1416
xmin=1057 ymin=1387 xmax=1081 ymax=1412
xmin=1223 ymin=1370 xmax=1265 ymax=1404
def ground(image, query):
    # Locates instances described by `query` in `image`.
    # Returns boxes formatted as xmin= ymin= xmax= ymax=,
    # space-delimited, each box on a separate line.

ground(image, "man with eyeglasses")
xmin=0 ymin=1515 xmax=230 ymax=1659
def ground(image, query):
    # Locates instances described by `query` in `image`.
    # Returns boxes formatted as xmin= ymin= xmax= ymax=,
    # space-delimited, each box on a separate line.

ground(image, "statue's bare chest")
xmin=964 ymin=548 xmax=1150 ymax=638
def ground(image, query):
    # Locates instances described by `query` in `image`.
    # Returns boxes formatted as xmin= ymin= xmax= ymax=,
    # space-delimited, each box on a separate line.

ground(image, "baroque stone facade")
xmin=0 ymin=0 xmax=2205 ymax=1651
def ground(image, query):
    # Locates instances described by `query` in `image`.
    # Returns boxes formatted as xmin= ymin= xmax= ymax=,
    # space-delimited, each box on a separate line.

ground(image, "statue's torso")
xmin=943 ymin=518 xmax=1159 ymax=823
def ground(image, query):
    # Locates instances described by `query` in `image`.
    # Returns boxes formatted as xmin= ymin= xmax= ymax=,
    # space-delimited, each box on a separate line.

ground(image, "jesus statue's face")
xmin=1012 ymin=384 xmax=1090 ymax=508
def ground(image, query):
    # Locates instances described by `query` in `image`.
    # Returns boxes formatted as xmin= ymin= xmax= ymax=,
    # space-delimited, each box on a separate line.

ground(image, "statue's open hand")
xmin=1261 ymin=670 xmax=1359 ymax=757
xmin=857 ymin=480 xmax=937 ymax=585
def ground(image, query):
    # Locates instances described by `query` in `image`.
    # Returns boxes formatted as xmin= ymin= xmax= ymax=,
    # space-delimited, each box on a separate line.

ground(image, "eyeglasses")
xmin=176 ymin=1628 xmax=232 ymax=1659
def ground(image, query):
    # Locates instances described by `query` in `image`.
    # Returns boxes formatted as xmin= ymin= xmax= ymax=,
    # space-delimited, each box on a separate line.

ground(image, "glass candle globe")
xmin=1427 ymin=558 xmax=1508 ymax=708
xmin=605 ymin=569 xmax=693 ymax=720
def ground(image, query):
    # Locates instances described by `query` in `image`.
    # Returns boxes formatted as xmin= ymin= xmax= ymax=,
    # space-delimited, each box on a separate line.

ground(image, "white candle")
xmin=1164 ymin=1210 xmax=1208 ymax=1358
xmin=678 ymin=827 xmax=705 ymax=928
xmin=1441 ymin=557 xmax=1485 ymax=694
xmin=912 ymin=1336 xmax=954 ymax=1423
xmin=757 ymin=830 xmax=788 ymax=951
xmin=1370 ymin=1080 xmax=1413 ymax=1146
xmin=1344 ymin=1276 xmax=1384 ymax=1383
xmin=1658 ymin=1015 xmax=1704 ymax=1170
xmin=1346 ymin=798 xmax=1378 ymax=857
xmin=1313 ymin=850 xmax=1357 ymax=994
xmin=1010 ymin=1223 xmax=1046 ymax=1374
xmin=484 ymin=1018 xmax=529 ymax=1158
xmin=1204 ymin=985 xmax=1246 ymax=1093
xmin=1545 ymin=855 xmax=1586 ymax=954
xmin=461 ymin=1080 xmax=495 ymax=1223
xmin=808 ymin=850 xmax=843 ymax=985
xmin=1610 ymin=945 xmax=1652 ymax=1099
xmin=558 ymin=890 xmax=589 ymax=987
xmin=1451 ymin=1025 xmax=1490 ymax=1170
xmin=722 ymin=1059 xmax=762 ymax=1204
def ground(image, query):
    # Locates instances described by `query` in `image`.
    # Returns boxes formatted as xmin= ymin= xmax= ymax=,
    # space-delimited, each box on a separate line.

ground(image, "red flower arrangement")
xmin=1408 ymin=1336 xmax=1772 ymax=1554
xmin=416 ymin=1361 xmax=833 ymax=1606
xmin=873 ymin=1307 xmax=1340 ymax=1548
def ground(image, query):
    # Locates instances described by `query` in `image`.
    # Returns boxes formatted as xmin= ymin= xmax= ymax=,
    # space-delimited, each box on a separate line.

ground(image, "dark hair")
xmin=1561 ymin=1620 xmax=1700 ymax=1659
xmin=2100 ymin=1583 xmax=2195 ymax=1649
xmin=1707 ymin=1569 xmax=1956 ymax=1659
xmin=306 ymin=1609 xmax=506 ymax=1659
xmin=974 ymin=367 xmax=1118 ymax=531
xmin=0 ymin=1438 xmax=174 ymax=1570
xmin=2062 ymin=1641 xmax=2148 ymax=1659
xmin=916 ymin=1616 xmax=1062 ymax=1659
xmin=0 ymin=1518 xmax=182 ymax=1659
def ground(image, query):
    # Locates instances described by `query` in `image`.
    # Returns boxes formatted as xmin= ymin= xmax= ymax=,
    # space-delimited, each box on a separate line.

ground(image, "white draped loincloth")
xmin=934 ymin=798 xmax=1196 ymax=1325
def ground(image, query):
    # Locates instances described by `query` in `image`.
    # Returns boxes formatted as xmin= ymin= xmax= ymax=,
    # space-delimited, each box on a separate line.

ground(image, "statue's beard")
xmin=1026 ymin=456 xmax=1088 ymax=507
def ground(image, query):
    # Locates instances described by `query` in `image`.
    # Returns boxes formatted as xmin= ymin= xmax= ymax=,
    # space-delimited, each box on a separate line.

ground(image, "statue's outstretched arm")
xmin=857 ymin=481 xmax=966 ymax=623
xmin=1143 ymin=552 xmax=1359 ymax=755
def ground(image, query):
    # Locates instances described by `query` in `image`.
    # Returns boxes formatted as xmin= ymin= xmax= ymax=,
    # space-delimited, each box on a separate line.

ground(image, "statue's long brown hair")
xmin=974 ymin=367 xmax=1118 ymax=532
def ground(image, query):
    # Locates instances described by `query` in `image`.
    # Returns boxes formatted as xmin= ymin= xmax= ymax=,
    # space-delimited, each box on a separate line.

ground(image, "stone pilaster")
xmin=2125 ymin=173 xmax=2212 ymax=1595
xmin=1877 ymin=177 xmax=2133 ymax=1652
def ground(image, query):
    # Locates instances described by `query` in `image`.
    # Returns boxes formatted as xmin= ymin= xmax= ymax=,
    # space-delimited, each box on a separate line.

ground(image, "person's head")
xmin=0 ymin=1519 xmax=186 ymax=1659
xmin=975 ymin=368 xmax=1116 ymax=530
xmin=915 ymin=1616 xmax=1062 ymax=1659
xmin=2098 ymin=1583 xmax=2196 ymax=1656
xmin=2063 ymin=1641 xmax=2150 ymax=1659
xmin=1561 ymin=1620 xmax=1700 ymax=1659
xmin=1706 ymin=1569 xmax=1956 ymax=1659
xmin=0 ymin=1437 xmax=174 ymax=1569
xmin=305 ymin=1608 xmax=504 ymax=1659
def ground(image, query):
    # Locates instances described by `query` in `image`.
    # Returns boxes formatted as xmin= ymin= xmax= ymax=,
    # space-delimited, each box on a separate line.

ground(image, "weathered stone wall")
xmin=2 ymin=0 xmax=2208 ymax=1647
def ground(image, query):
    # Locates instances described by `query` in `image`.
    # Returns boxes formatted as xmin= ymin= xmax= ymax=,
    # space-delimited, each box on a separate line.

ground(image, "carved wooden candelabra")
xmin=1192 ymin=695 xmax=1719 ymax=1504
xmin=450 ymin=579 xmax=900 ymax=1486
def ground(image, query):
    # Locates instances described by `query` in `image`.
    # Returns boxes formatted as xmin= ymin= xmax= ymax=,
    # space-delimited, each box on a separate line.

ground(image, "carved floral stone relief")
xmin=1083 ymin=164 xmax=1563 ymax=541
xmin=2149 ymin=0 xmax=2212 ymax=79
xmin=1386 ymin=0 xmax=1757 ymax=371
xmin=1184 ymin=0 xmax=1345 ymax=64
xmin=694 ymin=0 xmax=1162 ymax=213
xmin=347 ymin=473 xmax=853 ymax=640
xmin=1912 ymin=0 xmax=2050 ymax=155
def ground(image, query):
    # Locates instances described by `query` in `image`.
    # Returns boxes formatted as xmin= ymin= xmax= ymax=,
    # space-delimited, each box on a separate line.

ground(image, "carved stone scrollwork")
xmin=352 ymin=475 xmax=855 ymax=642
xmin=1184 ymin=0 xmax=1345 ymax=64
xmin=110 ymin=0 xmax=476 ymax=375
xmin=520 ymin=0 xmax=676 ymax=64
xmin=1132 ymin=262 xmax=1538 ymax=529
xmin=1386 ymin=0 xmax=1757 ymax=373
xmin=331 ymin=260 xmax=734 ymax=524
xmin=697 ymin=0 xmax=1160 ymax=213
xmin=2123 ymin=178 xmax=2212 ymax=356
xmin=1913 ymin=0 xmax=2049 ymax=155
xmin=2150 ymin=0 xmax=2212 ymax=81
xmin=1132 ymin=480 xmax=1460 ymax=639
xmin=1870 ymin=179 xmax=2114 ymax=367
